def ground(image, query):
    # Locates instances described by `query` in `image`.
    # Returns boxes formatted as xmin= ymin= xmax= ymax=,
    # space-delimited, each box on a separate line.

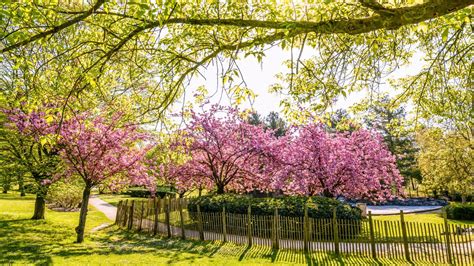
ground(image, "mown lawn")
xmin=1 ymin=191 xmax=419 ymax=265
xmin=373 ymin=212 xmax=474 ymax=225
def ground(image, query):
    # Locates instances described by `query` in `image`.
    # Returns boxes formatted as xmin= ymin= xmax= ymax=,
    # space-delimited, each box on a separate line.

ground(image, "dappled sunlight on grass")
xmin=1 ymin=192 xmax=460 ymax=265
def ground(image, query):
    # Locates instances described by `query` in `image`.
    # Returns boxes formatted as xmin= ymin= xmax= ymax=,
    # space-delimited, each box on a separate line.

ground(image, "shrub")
xmin=445 ymin=203 xmax=474 ymax=221
xmin=125 ymin=186 xmax=176 ymax=198
xmin=23 ymin=183 xmax=37 ymax=194
xmin=187 ymin=194 xmax=362 ymax=240
xmin=188 ymin=194 xmax=361 ymax=219
xmin=46 ymin=181 xmax=83 ymax=210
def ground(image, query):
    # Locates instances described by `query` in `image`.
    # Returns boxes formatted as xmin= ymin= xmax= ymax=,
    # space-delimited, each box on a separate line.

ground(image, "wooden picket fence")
xmin=115 ymin=198 xmax=474 ymax=264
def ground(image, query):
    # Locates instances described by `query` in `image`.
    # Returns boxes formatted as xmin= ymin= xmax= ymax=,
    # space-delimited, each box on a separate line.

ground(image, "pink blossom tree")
xmin=171 ymin=106 xmax=277 ymax=194
xmin=1 ymin=106 xmax=61 ymax=219
xmin=275 ymin=124 xmax=403 ymax=201
xmin=58 ymin=112 xmax=152 ymax=243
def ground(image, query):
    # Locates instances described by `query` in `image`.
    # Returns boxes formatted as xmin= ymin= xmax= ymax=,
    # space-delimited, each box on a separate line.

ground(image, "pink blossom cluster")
xmin=168 ymin=107 xmax=403 ymax=201
xmin=2 ymin=108 xmax=57 ymax=140
xmin=58 ymin=112 xmax=154 ymax=190
xmin=168 ymin=105 xmax=279 ymax=194
xmin=273 ymin=124 xmax=403 ymax=201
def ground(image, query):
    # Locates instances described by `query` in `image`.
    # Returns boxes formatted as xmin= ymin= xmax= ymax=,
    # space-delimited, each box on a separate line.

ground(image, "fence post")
xmin=222 ymin=206 xmax=227 ymax=242
xmin=138 ymin=201 xmax=145 ymax=232
xmin=166 ymin=197 xmax=171 ymax=238
xmin=128 ymin=200 xmax=135 ymax=230
xmin=400 ymin=210 xmax=410 ymax=262
xmin=247 ymin=205 xmax=252 ymax=246
xmin=122 ymin=200 xmax=129 ymax=227
xmin=303 ymin=203 xmax=309 ymax=252
xmin=178 ymin=198 xmax=186 ymax=239
xmin=443 ymin=210 xmax=453 ymax=264
xmin=272 ymin=208 xmax=279 ymax=250
xmin=333 ymin=208 xmax=339 ymax=255
xmin=153 ymin=198 xmax=159 ymax=235
xmin=368 ymin=211 xmax=376 ymax=259
xmin=115 ymin=201 xmax=122 ymax=225
xmin=197 ymin=204 xmax=204 ymax=241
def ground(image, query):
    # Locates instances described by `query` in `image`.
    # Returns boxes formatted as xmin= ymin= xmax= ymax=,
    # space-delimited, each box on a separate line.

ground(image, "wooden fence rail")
xmin=115 ymin=198 xmax=474 ymax=265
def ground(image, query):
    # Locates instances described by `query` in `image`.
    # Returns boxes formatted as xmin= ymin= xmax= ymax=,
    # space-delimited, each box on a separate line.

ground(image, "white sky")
xmin=177 ymin=46 xmax=425 ymax=118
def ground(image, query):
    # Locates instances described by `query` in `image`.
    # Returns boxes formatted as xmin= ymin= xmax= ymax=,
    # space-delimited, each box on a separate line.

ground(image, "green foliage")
xmin=445 ymin=204 xmax=474 ymax=221
xmin=417 ymin=128 xmax=473 ymax=201
xmin=45 ymin=180 xmax=83 ymax=210
xmin=125 ymin=186 xmax=176 ymax=198
xmin=1 ymin=1 xmax=470 ymax=125
xmin=22 ymin=183 xmax=36 ymax=194
xmin=188 ymin=194 xmax=361 ymax=220
xmin=246 ymin=111 xmax=288 ymax=137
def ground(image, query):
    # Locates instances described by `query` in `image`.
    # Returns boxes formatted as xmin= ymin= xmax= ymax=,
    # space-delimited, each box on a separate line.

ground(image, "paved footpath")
xmin=367 ymin=205 xmax=443 ymax=215
xmin=89 ymin=195 xmax=117 ymax=221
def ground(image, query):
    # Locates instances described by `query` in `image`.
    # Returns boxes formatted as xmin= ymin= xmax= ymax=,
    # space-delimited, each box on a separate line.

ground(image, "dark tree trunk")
xmin=32 ymin=193 xmax=46 ymax=220
xmin=18 ymin=175 xmax=25 ymax=196
xmin=322 ymin=189 xmax=334 ymax=198
xmin=216 ymin=185 xmax=225 ymax=194
xmin=76 ymin=184 xmax=92 ymax=243
xmin=2 ymin=188 xmax=7 ymax=194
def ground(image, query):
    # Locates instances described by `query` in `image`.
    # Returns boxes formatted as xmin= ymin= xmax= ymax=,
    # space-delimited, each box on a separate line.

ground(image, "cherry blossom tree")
xmin=1 ymin=106 xmax=61 ymax=219
xmin=146 ymin=134 xmax=190 ymax=198
xmin=58 ymin=112 xmax=152 ymax=243
xmin=275 ymin=124 xmax=403 ymax=201
xmin=171 ymin=106 xmax=277 ymax=194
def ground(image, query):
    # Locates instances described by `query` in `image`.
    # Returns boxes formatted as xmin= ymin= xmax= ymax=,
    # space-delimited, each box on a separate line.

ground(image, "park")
xmin=0 ymin=0 xmax=473 ymax=265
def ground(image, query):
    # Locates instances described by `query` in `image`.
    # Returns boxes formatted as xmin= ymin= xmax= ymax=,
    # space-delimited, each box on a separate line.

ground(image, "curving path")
xmin=89 ymin=195 xmax=117 ymax=221
xmin=367 ymin=205 xmax=443 ymax=215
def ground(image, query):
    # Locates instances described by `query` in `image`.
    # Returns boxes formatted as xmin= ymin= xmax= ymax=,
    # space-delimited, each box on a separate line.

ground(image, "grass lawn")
xmin=1 ymin=191 xmax=420 ymax=265
xmin=373 ymin=212 xmax=474 ymax=225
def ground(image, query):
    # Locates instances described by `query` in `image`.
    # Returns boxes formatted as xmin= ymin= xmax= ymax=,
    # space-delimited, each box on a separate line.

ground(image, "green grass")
xmin=1 ymin=191 xmax=424 ymax=265
xmin=373 ymin=212 xmax=474 ymax=225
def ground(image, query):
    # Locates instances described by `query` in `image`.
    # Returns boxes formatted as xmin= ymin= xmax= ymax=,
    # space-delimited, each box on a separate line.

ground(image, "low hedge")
xmin=445 ymin=203 xmax=474 ymax=221
xmin=187 ymin=194 xmax=362 ymax=240
xmin=125 ymin=186 xmax=176 ymax=198
xmin=188 ymin=194 xmax=362 ymax=220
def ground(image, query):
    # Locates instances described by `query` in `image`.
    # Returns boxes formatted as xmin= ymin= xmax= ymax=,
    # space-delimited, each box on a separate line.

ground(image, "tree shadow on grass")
xmin=0 ymin=220 xmax=428 ymax=265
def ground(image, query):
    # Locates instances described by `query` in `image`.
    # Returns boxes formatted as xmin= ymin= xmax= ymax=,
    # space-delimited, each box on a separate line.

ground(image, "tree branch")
xmin=1 ymin=0 xmax=106 ymax=53
xmin=358 ymin=0 xmax=396 ymax=16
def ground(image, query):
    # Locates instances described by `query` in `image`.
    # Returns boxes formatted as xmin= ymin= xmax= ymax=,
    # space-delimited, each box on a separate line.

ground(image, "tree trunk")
xmin=216 ymin=185 xmax=225 ymax=194
xmin=461 ymin=195 xmax=466 ymax=204
xmin=18 ymin=175 xmax=25 ymax=196
xmin=322 ymin=189 xmax=334 ymax=198
xmin=2 ymin=188 xmax=7 ymax=193
xmin=19 ymin=183 xmax=25 ymax=196
xmin=76 ymin=184 xmax=92 ymax=243
xmin=32 ymin=193 xmax=46 ymax=220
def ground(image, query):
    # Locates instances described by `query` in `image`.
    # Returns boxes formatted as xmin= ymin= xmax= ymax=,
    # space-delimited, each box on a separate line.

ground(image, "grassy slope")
xmin=1 ymin=192 xmax=411 ymax=265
